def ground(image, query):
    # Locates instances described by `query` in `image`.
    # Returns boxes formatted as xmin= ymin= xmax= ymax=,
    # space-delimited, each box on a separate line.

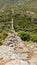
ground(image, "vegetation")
xmin=13 ymin=13 xmax=37 ymax=42
xmin=0 ymin=0 xmax=37 ymax=45
xmin=0 ymin=8 xmax=12 ymax=44
xmin=17 ymin=31 xmax=30 ymax=41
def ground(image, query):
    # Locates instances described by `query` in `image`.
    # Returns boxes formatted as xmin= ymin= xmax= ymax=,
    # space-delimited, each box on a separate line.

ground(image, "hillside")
xmin=0 ymin=1 xmax=37 ymax=65
xmin=0 ymin=0 xmax=37 ymax=13
xmin=13 ymin=11 xmax=37 ymax=42
xmin=0 ymin=9 xmax=12 ymax=44
xmin=0 ymin=1 xmax=37 ymax=43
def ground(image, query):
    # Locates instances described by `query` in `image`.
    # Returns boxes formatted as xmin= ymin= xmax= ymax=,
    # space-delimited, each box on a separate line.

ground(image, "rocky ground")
xmin=0 ymin=33 xmax=37 ymax=65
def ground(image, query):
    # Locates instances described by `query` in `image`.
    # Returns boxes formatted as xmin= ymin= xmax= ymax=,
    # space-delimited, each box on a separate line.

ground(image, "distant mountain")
xmin=0 ymin=0 xmax=37 ymax=13
xmin=0 ymin=0 xmax=17 ymax=8
xmin=0 ymin=0 xmax=31 ymax=9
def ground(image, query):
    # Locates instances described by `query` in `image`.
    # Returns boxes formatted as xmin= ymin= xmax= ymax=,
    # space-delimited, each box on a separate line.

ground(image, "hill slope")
xmin=0 ymin=0 xmax=37 ymax=43
xmin=0 ymin=0 xmax=37 ymax=14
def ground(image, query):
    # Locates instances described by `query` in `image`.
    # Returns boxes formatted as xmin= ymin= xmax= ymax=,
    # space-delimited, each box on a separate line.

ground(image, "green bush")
xmin=17 ymin=31 xmax=30 ymax=41
xmin=30 ymin=34 xmax=37 ymax=42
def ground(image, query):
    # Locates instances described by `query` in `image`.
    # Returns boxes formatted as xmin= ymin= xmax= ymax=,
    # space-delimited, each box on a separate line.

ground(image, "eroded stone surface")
xmin=0 ymin=46 xmax=29 ymax=65
xmin=5 ymin=59 xmax=29 ymax=65
xmin=0 ymin=33 xmax=37 ymax=65
xmin=0 ymin=43 xmax=37 ymax=65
